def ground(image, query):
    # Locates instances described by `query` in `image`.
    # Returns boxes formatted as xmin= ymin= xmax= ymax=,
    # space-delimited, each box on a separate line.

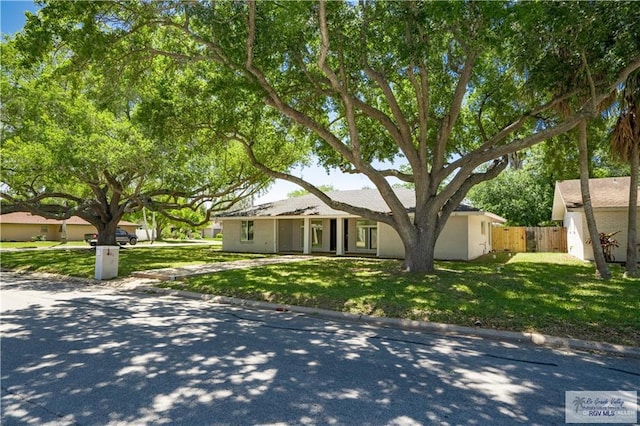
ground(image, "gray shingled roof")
xmin=556 ymin=177 xmax=636 ymax=209
xmin=221 ymin=188 xmax=481 ymax=218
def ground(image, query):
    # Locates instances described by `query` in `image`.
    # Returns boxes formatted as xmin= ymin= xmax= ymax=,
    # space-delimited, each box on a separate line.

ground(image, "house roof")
xmin=0 ymin=212 xmax=137 ymax=227
xmin=221 ymin=188 xmax=506 ymax=222
xmin=551 ymin=176 xmax=637 ymax=220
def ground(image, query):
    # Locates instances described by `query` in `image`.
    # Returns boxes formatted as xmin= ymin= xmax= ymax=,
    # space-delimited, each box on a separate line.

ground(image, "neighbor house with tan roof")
xmin=218 ymin=188 xmax=506 ymax=261
xmin=0 ymin=212 xmax=138 ymax=242
xmin=551 ymin=176 xmax=638 ymax=263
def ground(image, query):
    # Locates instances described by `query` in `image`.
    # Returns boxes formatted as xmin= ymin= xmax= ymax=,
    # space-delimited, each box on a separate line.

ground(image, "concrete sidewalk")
xmin=131 ymin=255 xmax=309 ymax=281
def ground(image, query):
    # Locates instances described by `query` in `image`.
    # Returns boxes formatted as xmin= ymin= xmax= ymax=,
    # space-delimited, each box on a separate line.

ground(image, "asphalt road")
xmin=1 ymin=272 xmax=638 ymax=425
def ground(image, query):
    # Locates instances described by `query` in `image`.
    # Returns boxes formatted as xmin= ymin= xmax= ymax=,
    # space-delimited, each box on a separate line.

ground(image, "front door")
xmin=329 ymin=219 xmax=337 ymax=251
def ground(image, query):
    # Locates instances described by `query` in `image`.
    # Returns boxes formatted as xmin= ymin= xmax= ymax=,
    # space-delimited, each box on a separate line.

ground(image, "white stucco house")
xmin=218 ymin=188 xmax=506 ymax=260
xmin=551 ymin=176 xmax=638 ymax=263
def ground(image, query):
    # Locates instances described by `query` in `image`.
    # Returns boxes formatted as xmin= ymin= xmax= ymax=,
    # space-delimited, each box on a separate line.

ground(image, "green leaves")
xmin=467 ymin=168 xmax=554 ymax=226
xmin=1 ymin=32 xmax=278 ymax=231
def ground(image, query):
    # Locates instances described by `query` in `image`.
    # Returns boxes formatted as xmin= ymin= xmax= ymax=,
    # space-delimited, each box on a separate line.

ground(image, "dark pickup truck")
xmin=84 ymin=229 xmax=138 ymax=246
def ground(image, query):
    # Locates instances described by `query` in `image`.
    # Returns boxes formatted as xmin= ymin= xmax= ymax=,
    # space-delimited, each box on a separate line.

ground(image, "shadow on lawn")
xmin=180 ymin=256 xmax=640 ymax=347
xmin=0 ymin=246 xmax=268 ymax=279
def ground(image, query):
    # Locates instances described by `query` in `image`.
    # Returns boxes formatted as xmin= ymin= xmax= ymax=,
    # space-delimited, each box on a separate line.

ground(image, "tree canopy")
xmin=0 ymin=40 xmax=279 ymax=244
xmin=12 ymin=1 xmax=640 ymax=270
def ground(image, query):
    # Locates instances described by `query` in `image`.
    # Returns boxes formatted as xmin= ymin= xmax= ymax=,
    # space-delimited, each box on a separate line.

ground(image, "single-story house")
xmin=219 ymin=188 xmax=506 ymax=260
xmin=0 ymin=212 xmax=138 ymax=242
xmin=551 ymin=176 xmax=639 ymax=263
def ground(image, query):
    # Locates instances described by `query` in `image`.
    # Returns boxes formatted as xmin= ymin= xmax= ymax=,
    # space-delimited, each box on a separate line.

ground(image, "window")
xmin=311 ymin=220 xmax=323 ymax=248
xmin=356 ymin=220 xmax=377 ymax=250
xmin=481 ymin=221 xmax=486 ymax=235
xmin=40 ymin=225 xmax=48 ymax=234
xmin=241 ymin=220 xmax=254 ymax=242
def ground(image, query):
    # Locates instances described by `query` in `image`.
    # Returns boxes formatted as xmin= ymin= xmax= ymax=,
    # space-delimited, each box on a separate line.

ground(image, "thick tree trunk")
xmin=625 ymin=141 xmax=639 ymax=277
xmin=95 ymin=220 xmax=120 ymax=246
xmin=399 ymin=215 xmax=440 ymax=273
xmin=578 ymin=121 xmax=611 ymax=280
xmin=402 ymin=233 xmax=438 ymax=273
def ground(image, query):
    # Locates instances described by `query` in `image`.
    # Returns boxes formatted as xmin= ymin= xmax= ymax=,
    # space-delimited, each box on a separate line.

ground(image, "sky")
xmin=1 ymin=1 xmax=400 ymax=204
xmin=1 ymin=1 xmax=38 ymax=35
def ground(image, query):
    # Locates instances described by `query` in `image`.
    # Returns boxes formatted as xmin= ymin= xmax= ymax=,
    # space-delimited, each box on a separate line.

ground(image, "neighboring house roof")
xmin=220 ymin=188 xmax=506 ymax=222
xmin=0 ymin=212 xmax=137 ymax=226
xmin=551 ymin=176 xmax=637 ymax=220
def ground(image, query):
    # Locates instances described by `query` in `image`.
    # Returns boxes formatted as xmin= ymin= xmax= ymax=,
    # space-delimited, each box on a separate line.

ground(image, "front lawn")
xmin=0 ymin=241 xmax=88 ymax=249
xmin=0 ymin=245 xmax=268 ymax=278
xmin=163 ymin=252 xmax=639 ymax=347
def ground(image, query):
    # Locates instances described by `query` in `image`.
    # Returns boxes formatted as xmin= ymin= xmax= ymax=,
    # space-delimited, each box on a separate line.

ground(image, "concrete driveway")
xmin=1 ymin=271 xmax=638 ymax=425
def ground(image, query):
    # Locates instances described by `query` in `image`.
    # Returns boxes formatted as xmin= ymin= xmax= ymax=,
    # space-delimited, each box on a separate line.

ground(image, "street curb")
xmin=140 ymin=285 xmax=640 ymax=360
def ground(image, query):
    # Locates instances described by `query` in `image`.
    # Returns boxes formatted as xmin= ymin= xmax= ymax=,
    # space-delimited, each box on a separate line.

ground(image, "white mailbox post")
xmin=94 ymin=245 xmax=120 ymax=280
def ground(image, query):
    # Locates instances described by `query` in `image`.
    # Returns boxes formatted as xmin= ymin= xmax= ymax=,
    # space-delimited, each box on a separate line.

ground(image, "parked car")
xmin=84 ymin=229 xmax=138 ymax=246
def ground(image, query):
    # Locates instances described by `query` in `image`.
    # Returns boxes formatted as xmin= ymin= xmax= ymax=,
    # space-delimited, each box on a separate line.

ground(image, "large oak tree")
xmin=18 ymin=1 xmax=640 ymax=271
xmin=0 ymin=41 xmax=275 ymax=245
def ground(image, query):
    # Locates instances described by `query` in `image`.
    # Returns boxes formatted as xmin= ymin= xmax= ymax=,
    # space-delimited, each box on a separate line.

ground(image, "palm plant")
xmin=611 ymin=71 xmax=640 ymax=277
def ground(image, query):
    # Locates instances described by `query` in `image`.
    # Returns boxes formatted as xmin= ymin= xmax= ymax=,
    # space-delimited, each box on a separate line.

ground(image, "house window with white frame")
xmin=356 ymin=220 xmax=377 ymax=250
xmin=311 ymin=220 xmax=323 ymax=248
xmin=241 ymin=220 xmax=254 ymax=242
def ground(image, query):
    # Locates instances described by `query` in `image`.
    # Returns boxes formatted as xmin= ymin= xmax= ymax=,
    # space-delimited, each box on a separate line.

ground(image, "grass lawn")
xmin=0 ymin=241 xmax=88 ymax=249
xmin=162 ymin=252 xmax=639 ymax=347
xmin=0 ymin=239 xmax=221 ymax=249
xmin=0 ymin=245 xmax=268 ymax=278
xmin=1 ymin=246 xmax=637 ymax=346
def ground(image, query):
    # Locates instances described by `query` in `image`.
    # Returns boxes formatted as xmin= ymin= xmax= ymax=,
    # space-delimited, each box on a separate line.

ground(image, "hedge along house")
xmin=551 ymin=176 xmax=639 ymax=263
xmin=0 ymin=212 xmax=138 ymax=242
xmin=219 ymin=189 xmax=506 ymax=260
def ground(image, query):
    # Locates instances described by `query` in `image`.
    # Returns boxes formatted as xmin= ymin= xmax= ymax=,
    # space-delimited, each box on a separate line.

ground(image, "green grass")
xmin=0 ymin=239 xmax=221 ymax=249
xmin=2 ymin=246 xmax=637 ymax=346
xmin=0 ymin=241 xmax=88 ymax=249
xmin=0 ymin=245 xmax=268 ymax=278
xmin=163 ymin=252 xmax=639 ymax=347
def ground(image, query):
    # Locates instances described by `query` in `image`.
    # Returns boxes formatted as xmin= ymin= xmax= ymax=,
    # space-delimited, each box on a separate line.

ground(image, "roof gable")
xmin=552 ymin=177 xmax=637 ymax=220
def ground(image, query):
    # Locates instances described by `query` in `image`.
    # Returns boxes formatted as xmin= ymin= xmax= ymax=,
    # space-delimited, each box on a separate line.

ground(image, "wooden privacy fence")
xmin=492 ymin=226 xmax=567 ymax=253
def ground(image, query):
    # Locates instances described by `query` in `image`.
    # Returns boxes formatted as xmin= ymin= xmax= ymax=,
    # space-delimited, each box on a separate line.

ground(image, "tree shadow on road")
xmin=2 ymin=273 xmax=638 ymax=425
